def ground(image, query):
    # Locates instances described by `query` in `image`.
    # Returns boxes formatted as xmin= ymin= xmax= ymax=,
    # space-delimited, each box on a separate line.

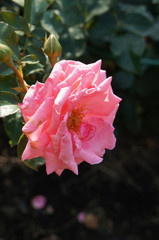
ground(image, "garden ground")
xmin=0 ymin=121 xmax=159 ymax=240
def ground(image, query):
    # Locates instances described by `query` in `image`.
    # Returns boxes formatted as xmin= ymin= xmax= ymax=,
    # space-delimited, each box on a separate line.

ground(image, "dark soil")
xmin=0 ymin=123 xmax=159 ymax=240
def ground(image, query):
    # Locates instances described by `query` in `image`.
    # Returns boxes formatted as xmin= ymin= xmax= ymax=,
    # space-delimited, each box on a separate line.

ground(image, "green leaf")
xmin=110 ymin=34 xmax=145 ymax=57
xmin=12 ymin=0 xmax=24 ymax=7
xmin=29 ymin=37 xmax=43 ymax=48
xmin=118 ymin=3 xmax=154 ymax=22
xmin=152 ymin=0 xmax=159 ymax=3
xmin=0 ymin=91 xmax=20 ymax=117
xmin=141 ymin=58 xmax=159 ymax=66
xmin=3 ymin=111 xmax=23 ymax=147
xmin=17 ymin=133 xmax=28 ymax=159
xmin=23 ymin=62 xmax=43 ymax=76
xmin=122 ymin=13 xmax=153 ymax=36
xmin=113 ymin=71 xmax=135 ymax=90
xmin=0 ymin=22 xmax=20 ymax=61
xmin=88 ymin=13 xmax=117 ymax=44
xmin=110 ymin=34 xmax=145 ymax=73
xmin=31 ymin=27 xmax=45 ymax=40
xmin=0 ymin=11 xmax=29 ymax=34
xmin=84 ymin=0 xmax=117 ymax=22
xmin=0 ymin=62 xmax=19 ymax=76
xmin=27 ymin=46 xmax=46 ymax=65
xmin=0 ymin=63 xmax=14 ymax=76
xmin=41 ymin=10 xmax=64 ymax=34
xmin=118 ymin=3 xmax=154 ymax=36
xmin=149 ymin=20 xmax=159 ymax=41
xmin=21 ymin=54 xmax=39 ymax=64
xmin=60 ymin=27 xmax=86 ymax=58
xmin=56 ymin=0 xmax=84 ymax=27
xmin=24 ymin=0 xmax=49 ymax=25
xmin=0 ymin=75 xmax=17 ymax=93
xmin=116 ymin=50 xmax=136 ymax=73
xmin=24 ymin=157 xmax=45 ymax=172
xmin=56 ymin=0 xmax=117 ymax=26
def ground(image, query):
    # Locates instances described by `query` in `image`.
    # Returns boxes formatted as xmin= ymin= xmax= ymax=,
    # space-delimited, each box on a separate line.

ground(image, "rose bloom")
xmin=19 ymin=60 xmax=121 ymax=175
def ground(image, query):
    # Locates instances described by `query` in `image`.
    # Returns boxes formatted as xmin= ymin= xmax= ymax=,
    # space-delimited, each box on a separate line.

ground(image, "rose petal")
xmin=80 ymin=85 xmax=121 ymax=117
xmin=59 ymin=132 xmax=78 ymax=175
xmin=19 ymin=81 xmax=43 ymax=121
xmin=22 ymin=97 xmax=54 ymax=133
xmin=44 ymin=146 xmax=62 ymax=175
xmin=54 ymin=86 xmax=72 ymax=114
xmin=83 ymin=117 xmax=116 ymax=154
xmin=75 ymin=147 xmax=103 ymax=165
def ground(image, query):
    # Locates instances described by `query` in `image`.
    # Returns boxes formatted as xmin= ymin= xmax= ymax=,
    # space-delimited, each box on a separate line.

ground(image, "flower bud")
xmin=44 ymin=33 xmax=62 ymax=67
xmin=0 ymin=43 xmax=15 ymax=68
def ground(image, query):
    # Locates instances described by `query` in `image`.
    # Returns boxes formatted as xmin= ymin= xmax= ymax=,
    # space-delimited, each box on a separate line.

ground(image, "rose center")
xmin=67 ymin=106 xmax=85 ymax=133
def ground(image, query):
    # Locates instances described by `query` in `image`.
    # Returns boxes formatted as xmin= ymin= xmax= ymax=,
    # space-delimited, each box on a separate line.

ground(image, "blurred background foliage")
xmin=0 ymin=0 xmax=159 ymax=147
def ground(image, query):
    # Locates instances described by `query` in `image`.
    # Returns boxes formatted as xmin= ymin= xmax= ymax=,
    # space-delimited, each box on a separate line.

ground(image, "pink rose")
xmin=19 ymin=60 xmax=121 ymax=175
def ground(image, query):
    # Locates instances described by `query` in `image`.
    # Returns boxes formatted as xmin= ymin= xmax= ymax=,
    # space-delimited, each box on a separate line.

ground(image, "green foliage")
xmin=17 ymin=133 xmax=28 ymax=159
xmin=110 ymin=34 xmax=145 ymax=73
xmin=24 ymin=157 xmax=45 ymax=172
xmin=113 ymin=71 xmax=135 ymax=90
xmin=3 ymin=111 xmax=23 ymax=147
xmin=0 ymin=75 xmax=17 ymax=93
xmin=0 ymin=11 xmax=29 ymax=33
xmin=24 ymin=0 xmax=49 ymax=25
xmin=0 ymin=0 xmax=159 ymax=171
xmin=20 ymin=54 xmax=39 ymax=64
xmin=0 ymin=91 xmax=20 ymax=117
xmin=152 ymin=0 xmax=159 ymax=3
xmin=0 ymin=22 xmax=19 ymax=61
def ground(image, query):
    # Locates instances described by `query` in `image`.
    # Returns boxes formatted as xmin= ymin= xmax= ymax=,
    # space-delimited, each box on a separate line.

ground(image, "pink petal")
xmin=57 ymin=68 xmax=80 ymax=89
xmin=22 ymin=140 xmax=42 ymax=160
xmin=59 ymin=132 xmax=78 ymax=175
xmin=97 ymin=76 xmax=112 ymax=91
xmin=19 ymin=81 xmax=43 ymax=121
xmin=22 ymin=126 xmax=49 ymax=161
xmin=74 ymin=117 xmax=116 ymax=165
xmin=75 ymin=147 xmax=103 ymax=165
xmin=44 ymin=145 xmax=62 ymax=175
xmin=22 ymin=97 xmax=54 ymax=133
xmin=54 ymin=86 xmax=72 ymax=114
xmin=93 ymin=69 xmax=107 ymax=86
xmin=35 ymin=79 xmax=56 ymax=104
xmin=84 ymin=117 xmax=116 ymax=154
xmin=79 ymin=123 xmax=96 ymax=141
xmin=47 ymin=62 xmax=64 ymax=86
xmin=52 ymin=117 xmax=67 ymax=153
xmin=55 ymin=169 xmax=64 ymax=176
xmin=104 ymin=103 xmax=120 ymax=124
xmin=80 ymin=85 xmax=121 ymax=117
xmin=87 ymin=60 xmax=101 ymax=73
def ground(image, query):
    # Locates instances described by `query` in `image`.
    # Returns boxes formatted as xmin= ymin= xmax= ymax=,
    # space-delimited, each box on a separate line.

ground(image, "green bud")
xmin=44 ymin=33 xmax=62 ymax=67
xmin=0 ymin=43 xmax=14 ymax=69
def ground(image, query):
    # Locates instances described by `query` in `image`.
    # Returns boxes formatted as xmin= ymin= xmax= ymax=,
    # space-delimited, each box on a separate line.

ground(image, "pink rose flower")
xmin=19 ymin=60 xmax=121 ymax=175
